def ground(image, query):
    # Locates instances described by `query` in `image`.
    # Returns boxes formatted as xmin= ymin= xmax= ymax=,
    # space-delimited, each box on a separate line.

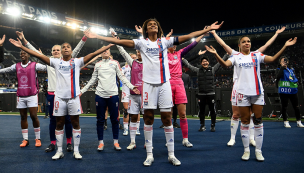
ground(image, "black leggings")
xmin=279 ymin=93 xmax=301 ymax=121
xmin=197 ymin=95 xmax=216 ymax=125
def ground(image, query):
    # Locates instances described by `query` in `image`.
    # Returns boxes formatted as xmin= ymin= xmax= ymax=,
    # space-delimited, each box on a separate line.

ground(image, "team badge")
xmin=174 ymin=55 xmax=178 ymax=59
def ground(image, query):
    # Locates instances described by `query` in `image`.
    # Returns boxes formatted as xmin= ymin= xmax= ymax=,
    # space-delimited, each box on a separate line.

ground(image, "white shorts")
xmin=128 ymin=95 xmax=144 ymax=114
xmin=142 ymin=81 xmax=173 ymax=109
xmin=53 ymin=95 xmax=83 ymax=116
xmin=231 ymin=92 xmax=265 ymax=106
xmin=17 ymin=94 xmax=38 ymax=109
xmin=121 ymin=89 xmax=130 ymax=103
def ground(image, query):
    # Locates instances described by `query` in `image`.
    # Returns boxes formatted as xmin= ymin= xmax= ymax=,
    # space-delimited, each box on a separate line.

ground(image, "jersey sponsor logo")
xmin=59 ymin=65 xmax=73 ymax=71
xmin=145 ymin=48 xmax=160 ymax=55
xmin=238 ymin=62 xmax=257 ymax=68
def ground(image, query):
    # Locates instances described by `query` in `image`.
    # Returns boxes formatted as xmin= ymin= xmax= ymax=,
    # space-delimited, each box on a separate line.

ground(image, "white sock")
xmin=136 ymin=121 xmax=140 ymax=129
xmin=183 ymin=138 xmax=189 ymax=142
xmin=99 ymin=140 xmax=104 ymax=145
xmin=144 ymin=124 xmax=153 ymax=157
xmin=240 ymin=123 xmax=250 ymax=152
xmin=55 ymin=130 xmax=64 ymax=152
xmin=254 ymin=123 xmax=264 ymax=152
xmin=123 ymin=122 xmax=128 ymax=130
xmin=164 ymin=125 xmax=174 ymax=157
xmin=297 ymin=120 xmax=302 ymax=125
xmin=249 ymin=117 xmax=254 ymax=140
xmin=113 ymin=139 xmax=118 ymax=144
xmin=34 ymin=127 xmax=40 ymax=139
xmin=230 ymin=118 xmax=239 ymax=140
xmin=73 ymin=129 xmax=81 ymax=152
xmin=22 ymin=129 xmax=28 ymax=140
xmin=130 ymin=122 xmax=137 ymax=143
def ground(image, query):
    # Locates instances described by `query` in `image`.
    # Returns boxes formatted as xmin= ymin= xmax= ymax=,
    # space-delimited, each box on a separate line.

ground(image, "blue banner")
xmin=1 ymin=0 xmax=66 ymax=21
xmin=203 ymin=22 xmax=304 ymax=38
xmin=108 ymin=25 xmax=141 ymax=37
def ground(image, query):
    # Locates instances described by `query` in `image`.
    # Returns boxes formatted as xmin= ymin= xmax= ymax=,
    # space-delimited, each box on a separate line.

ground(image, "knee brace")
xmin=252 ymin=115 xmax=262 ymax=125
xmin=123 ymin=108 xmax=128 ymax=118
xmin=160 ymin=108 xmax=171 ymax=112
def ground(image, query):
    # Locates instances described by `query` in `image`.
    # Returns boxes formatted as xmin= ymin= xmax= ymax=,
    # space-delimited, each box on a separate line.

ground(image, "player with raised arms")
xmin=205 ymin=33 xmax=297 ymax=162
xmin=83 ymin=19 xmax=223 ymax=166
xmin=9 ymin=30 xmax=114 ymax=160
xmin=208 ymin=27 xmax=286 ymax=147
xmin=80 ymin=42 xmax=140 ymax=152
xmin=16 ymin=31 xmax=89 ymax=153
xmin=0 ymin=40 xmax=45 ymax=148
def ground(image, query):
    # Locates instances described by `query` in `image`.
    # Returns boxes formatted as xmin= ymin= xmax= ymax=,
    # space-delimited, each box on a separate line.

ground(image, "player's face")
xmin=239 ymin=37 xmax=251 ymax=52
xmin=201 ymin=59 xmax=209 ymax=68
xmin=136 ymin=50 xmax=142 ymax=60
xmin=61 ymin=43 xmax=72 ymax=56
xmin=131 ymin=54 xmax=137 ymax=60
xmin=52 ymin=45 xmax=61 ymax=58
xmin=146 ymin=20 xmax=158 ymax=34
xmin=280 ymin=58 xmax=288 ymax=66
xmin=168 ymin=45 xmax=177 ymax=52
xmin=20 ymin=50 xmax=29 ymax=61
xmin=101 ymin=49 xmax=111 ymax=58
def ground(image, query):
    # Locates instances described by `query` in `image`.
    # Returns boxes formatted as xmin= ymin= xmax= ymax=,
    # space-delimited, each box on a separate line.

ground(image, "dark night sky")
xmin=17 ymin=0 xmax=303 ymax=34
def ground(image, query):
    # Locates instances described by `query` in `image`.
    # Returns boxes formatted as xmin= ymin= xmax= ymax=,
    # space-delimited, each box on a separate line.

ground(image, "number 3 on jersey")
xmin=144 ymin=92 xmax=148 ymax=105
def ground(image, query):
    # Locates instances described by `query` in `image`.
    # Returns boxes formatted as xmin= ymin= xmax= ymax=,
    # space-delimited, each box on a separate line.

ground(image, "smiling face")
xmin=238 ymin=37 xmax=251 ymax=53
xmin=168 ymin=45 xmax=177 ymax=53
xmin=20 ymin=50 xmax=29 ymax=61
xmin=201 ymin=59 xmax=209 ymax=69
xmin=101 ymin=48 xmax=111 ymax=59
xmin=146 ymin=20 xmax=158 ymax=34
xmin=142 ymin=18 xmax=163 ymax=39
xmin=61 ymin=43 xmax=72 ymax=57
xmin=130 ymin=54 xmax=137 ymax=60
xmin=52 ymin=45 xmax=61 ymax=58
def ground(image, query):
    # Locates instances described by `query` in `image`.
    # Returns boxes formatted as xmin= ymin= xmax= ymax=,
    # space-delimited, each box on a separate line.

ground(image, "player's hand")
xmin=198 ymin=50 xmax=206 ymax=55
xmin=16 ymin=31 xmax=25 ymax=40
xmin=276 ymin=26 xmax=286 ymax=34
xmin=79 ymin=92 xmax=82 ymax=97
xmin=285 ymin=37 xmax=297 ymax=47
xmin=9 ymin=38 xmax=22 ymax=48
xmin=132 ymin=86 xmax=140 ymax=94
xmin=210 ymin=21 xmax=224 ymax=30
xmin=84 ymin=28 xmax=98 ymax=38
xmin=205 ymin=45 xmax=217 ymax=54
xmin=38 ymin=48 xmax=44 ymax=55
xmin=0 ymin=35 xmax=5 ymax=46
xmin=111 ymin=32 xmax=119 ymax=39
xmin=166 ymin=29 xmax=173 ymax=38
xmin=135 ymin=25 xmax=143 ymax=34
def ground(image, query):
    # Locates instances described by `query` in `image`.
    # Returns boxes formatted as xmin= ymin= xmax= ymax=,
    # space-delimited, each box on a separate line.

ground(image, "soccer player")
xmin=166 ymin=32 xmax=206 ymax=147
xmin=116 ymin=46 xmax=143 ymax=150
xmin=208 ymin=27 xmax=286 ymax=146
xmin=0 ymin=49 xmax=46 ymax=148
xmin=84 ymin=19 xmax=223 ymax=166
xmin=205 ymin=35 xmax=297 ymax=162
xmin=16 ymin=31 xmax=88 ymax=152
xmin=80 ymin=46 xmax=139 ymax=152
xmin=9 ymin=31 xmax=113 ymax=160
xmin=121 ymin=61 xmax=131 ymax=135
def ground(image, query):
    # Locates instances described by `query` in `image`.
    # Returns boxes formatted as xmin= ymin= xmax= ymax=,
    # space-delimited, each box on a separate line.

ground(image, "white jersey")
xmin=228 ymin=50 xmax=266 ymax=96
xmin=133 ymin=37 xmax=174 ymax=84
xmin=121 ymin=64 xmax=131 ymax=94
xmin=50 ymin=57 xmax=84 ymax=99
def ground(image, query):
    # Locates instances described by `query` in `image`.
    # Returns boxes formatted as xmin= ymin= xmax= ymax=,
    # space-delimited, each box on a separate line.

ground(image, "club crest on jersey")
xmin=251 ymin=54 xmax=257 ymax=60
xmin=174 ymin=55 xmax=178 ymax=59
xmin=237 ymin=94 xmax=243 ymax=103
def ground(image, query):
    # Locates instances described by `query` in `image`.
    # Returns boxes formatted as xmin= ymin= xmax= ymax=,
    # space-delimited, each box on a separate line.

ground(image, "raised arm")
xmin=83 ymin=44 xmax=114 ymax=64
xmin=205 ymin=45 xmax=232 ymax=68
xmin=182 ymin=58 xmax=199 ymax=72
xmin=264 ymin=38 xmax=297 ymax=63
xmin=0 ymin=64 xmax=16 ymax=73
xmin=177 ymin=21 xmax=223 ymax=44
xmin=0 ymin=35 xmax=5 ymax=63
xmin=210 ymin=30 xmax=232 ymax=55
xmin=72 ymin=36 xmax=87 ymax=58
xmin=9 ymin=38 xmax=50 ymax=65
xmin=258 ymin=27 xmax=286 ymax=53
xmin=117 ymin=45 xmax=134 ymax=67
xmin=81 ymin=54 xmax=101 ymax=69
xmin=180 ymin=34 xmax=205 ymax=57
xmin=84 ymin=28 xmax=134 ymax=48
xmin=16 ymin=31 xmax=44 ymax=55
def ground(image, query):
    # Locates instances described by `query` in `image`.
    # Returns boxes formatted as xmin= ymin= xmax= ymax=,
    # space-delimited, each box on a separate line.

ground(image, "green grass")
xmin=0 ymin=112 xmax=298 ymax=121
